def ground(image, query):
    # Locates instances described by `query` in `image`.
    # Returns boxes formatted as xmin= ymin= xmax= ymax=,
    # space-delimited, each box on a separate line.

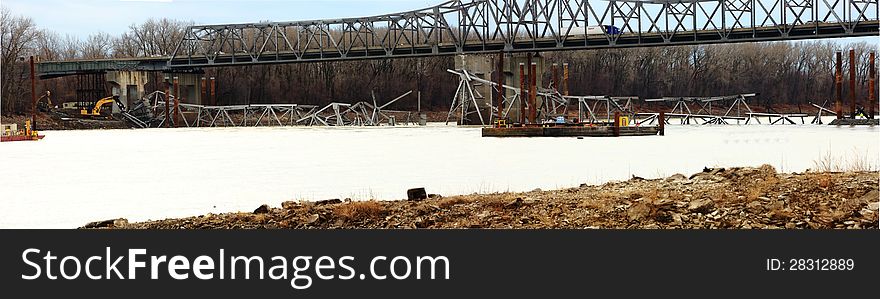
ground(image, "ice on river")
xmin=1 ymin=123 xmax=877 ymax=228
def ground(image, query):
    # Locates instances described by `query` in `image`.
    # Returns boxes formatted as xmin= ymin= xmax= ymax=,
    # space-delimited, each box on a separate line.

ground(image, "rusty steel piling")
xmin=836 ymin=51 xmax=843 ymax=119
xmin=529 ymin=62 xmax=538 ymax=124
xmin=870 ymin=52 xmax=876 ymax=119
xmin=29 ymin=56 xmax=37 ymax=130
xmin=552 ymin=63 xmax=559 ymax=90
xmin=563 ymin=63 xmax=570 ymax=97
xmin=659 ymin=112 xmax=666 ymax=136
xmin=210 ymin=77 xmax=217 ymax=106
xmin=519 ymin=63 xmax=526 ymax=124
xmin=201 ymin=77 xmax=207 ymax=106
xmin=173 ymin=76 xmax=180 ymax=128
xmin=164 ymin=77 xmax=170 ymax=128
xmin=496 ymin=52 xmax=504 ymax=126
xmin=850 ymin=49 xmax=857 ymax=118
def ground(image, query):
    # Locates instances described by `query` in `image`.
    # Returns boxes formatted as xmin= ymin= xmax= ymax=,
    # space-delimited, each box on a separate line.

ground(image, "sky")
xmin=1 ymin=0 xmax=877 ymax=46
xmin=1 ymin=0 xmax=438 ymax=37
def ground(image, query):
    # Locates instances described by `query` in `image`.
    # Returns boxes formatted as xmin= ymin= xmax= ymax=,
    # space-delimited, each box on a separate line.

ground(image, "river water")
xmin=1 ymin=123 xmax=877 ymax=228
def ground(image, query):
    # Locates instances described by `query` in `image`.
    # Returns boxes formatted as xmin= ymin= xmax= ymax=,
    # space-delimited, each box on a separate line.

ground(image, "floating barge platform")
xmin=482 ymin=125 xmax=663 ymax=138
xmin=1 ymin=120 xmax=45 ymax=142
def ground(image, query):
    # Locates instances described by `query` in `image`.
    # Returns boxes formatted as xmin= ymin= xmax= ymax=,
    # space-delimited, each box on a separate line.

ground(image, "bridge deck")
xmin=36 ymin=2 xmax=879 ymax=78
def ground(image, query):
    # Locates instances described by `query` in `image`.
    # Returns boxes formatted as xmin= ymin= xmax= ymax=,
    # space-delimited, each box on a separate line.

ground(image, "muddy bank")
xmin=1 ymin=113 xmax=130 ymax=131
xmin=98 ymin=166 xmax=879 ymax=229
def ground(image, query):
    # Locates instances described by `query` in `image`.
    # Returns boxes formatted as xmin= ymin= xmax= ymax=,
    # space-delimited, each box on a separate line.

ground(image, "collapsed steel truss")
xmin=133 ymin=91 xmax=421 ymax=128
xmin=446 ymin=68 xmax=816 ymax=126
xmin=446 ymin=69 xmax=569 ymax=124
xmin=169 ymin=0 xmax=879 ymax=68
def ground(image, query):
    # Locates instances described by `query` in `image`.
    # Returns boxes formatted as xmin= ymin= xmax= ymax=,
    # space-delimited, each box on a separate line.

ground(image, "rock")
xmin=666 ymin=174 xmax=687 ymax=182
xmin=407 ymin=188 xmax=428 ymax=201
xmin=757 ymin=164 xmax=777 ymax=176
xmin=307 ymin=214 xmax=320 ymax=224
xmin=859 ymin=189 xmax=879 ymax=203
xmin=428 ymin=194 xmax=442 ymax=199
xmin=627 ymin=203 xmax=652 ymax=221
xmin=696 ymin=167 xmax=725 ymax=176
xmin=316 ymin=199 xmax=342 ymax=206
xmin=746 ymin=201 xmax=764 ymax=213
xmin=672 ymin=213 xmax=683 ymax=226
xmin=687 ymin=198 xmax=715 ymax=214
xmin=505 ymin=198 xmax=524 ymax=209
xmin=840 ymin=197 xmax=866 ymax=213
xmin=281 ymin=201 xmax=298 ymax=209
xmin=769 ymin=210 xmax=793 ymax=222
xmin=114 ymin=218 xmax=129 ymax=227
xmin=532 ymin=188 xmax=543 ymax=192
xmin=690 ymin=173 xmax=725 ymax=183
xmin=253 ymin=204 xmax=270 ymax=214
xmin=83 ymin=218 xmax=128 ymax=229
xmin=643 ymin=224 xmax=661 ymax=229
xmin=768 ymin=201 xmax=785 ymax=211
xmin=868 ymin=202 xmax=879 ymax=211
xmin=653 ymin=211 xmax=673 ymax=223
xmin=785 ymin=223 xmax=797 ymax=229
xmin=522 ymin=197 xmax=539 ymax=204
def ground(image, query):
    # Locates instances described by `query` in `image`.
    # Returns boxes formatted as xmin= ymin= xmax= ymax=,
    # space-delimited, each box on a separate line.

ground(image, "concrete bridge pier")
xmin=106 ymin=70 xmax=203 ymax=113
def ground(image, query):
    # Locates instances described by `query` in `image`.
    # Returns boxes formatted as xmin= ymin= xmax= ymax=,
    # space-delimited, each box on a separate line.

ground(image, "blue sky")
xmin=1 ymin=0 xmax=877 ymax=46
xmin=2 ymin=0 xmax=437 ymax=37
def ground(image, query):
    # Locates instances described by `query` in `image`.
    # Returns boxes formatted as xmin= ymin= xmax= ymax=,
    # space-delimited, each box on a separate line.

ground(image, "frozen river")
xmin=1 ymin=123 xmax=877 ymax=228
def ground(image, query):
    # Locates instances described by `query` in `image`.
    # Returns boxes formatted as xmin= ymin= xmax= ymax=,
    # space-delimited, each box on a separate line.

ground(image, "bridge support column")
xmin=454 ymin=53 xmax=544 ymax=125
xmin=105 ymin=71 xmax=150 ymax=114
xmin=106 ymin=70 xmax=204 ymax=113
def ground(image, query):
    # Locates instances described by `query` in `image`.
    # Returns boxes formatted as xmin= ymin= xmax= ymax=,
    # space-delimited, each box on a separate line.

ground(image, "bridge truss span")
xmin=168 ymin=0 xmax=879 ymax=68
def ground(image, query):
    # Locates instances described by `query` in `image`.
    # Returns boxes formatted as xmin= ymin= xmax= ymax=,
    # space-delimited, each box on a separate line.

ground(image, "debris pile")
xmin=100 ymin=166 xmax=879 ymax=229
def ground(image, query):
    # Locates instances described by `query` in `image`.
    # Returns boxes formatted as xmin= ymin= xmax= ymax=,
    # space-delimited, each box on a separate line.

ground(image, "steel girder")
xmin=168 ymin=0 xmax=878 ymax=68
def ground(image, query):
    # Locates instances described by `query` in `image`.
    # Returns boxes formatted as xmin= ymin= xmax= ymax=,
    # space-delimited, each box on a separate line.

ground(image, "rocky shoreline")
xmin=92 ymin=165 xmax=879 ymax=229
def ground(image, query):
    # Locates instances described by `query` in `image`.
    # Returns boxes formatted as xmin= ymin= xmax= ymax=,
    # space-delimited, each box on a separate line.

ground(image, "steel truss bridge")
xmin=37 ymin=0 xmax=878 ymax=77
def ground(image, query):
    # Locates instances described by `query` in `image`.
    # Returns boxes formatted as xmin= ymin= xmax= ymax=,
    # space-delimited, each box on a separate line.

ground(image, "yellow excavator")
xmin=80 ymin=95 xmax=126 ymax=117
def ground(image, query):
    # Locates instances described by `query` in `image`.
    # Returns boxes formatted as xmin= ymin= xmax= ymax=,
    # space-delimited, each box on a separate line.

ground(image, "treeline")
xmin=550 ymin=41 xmax=877 ymax=109
xmin=2 ymin=6 xmax=877 ymax=115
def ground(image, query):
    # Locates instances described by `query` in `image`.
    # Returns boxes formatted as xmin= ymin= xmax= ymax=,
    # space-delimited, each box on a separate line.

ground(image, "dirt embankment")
xmin=100 ymin=166 xmax=879 ymax=230
xmin=1 ymin=113 xmax=130 ymax=130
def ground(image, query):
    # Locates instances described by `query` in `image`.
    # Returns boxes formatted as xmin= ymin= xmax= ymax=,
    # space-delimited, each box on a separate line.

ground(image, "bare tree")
xmin=1 ymin=6 xmax=39 ymax=115
xmin=80 ymin=32 xmax=113 ymax=59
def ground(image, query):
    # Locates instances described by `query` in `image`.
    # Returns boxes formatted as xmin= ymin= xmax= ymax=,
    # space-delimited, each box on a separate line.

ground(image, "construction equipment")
xmin=80 ymin=95 xmax=125 ymax=117
xmin=36 ymin=91 xmax=54 ymax=112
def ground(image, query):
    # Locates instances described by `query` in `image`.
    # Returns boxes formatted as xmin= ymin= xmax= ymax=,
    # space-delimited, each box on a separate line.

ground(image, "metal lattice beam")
xmin=168 ymin=0 xmax=878 ymax=68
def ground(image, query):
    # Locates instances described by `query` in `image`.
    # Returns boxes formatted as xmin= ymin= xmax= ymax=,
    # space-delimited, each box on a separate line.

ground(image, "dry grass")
xmin=742 ymin=168 xmax=781 ymax=201
xmin=333 ymin=201 xmax=386 ymax=220
xmin=812 ymin=149 xmax=878 ymax=173
xmin=253 ymin=214 xmax=269 ymax=223
xmin=438 ymin=196 xmax=472 ymax=209
xmin=846 ymin=149 xmax=878 ymax=172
